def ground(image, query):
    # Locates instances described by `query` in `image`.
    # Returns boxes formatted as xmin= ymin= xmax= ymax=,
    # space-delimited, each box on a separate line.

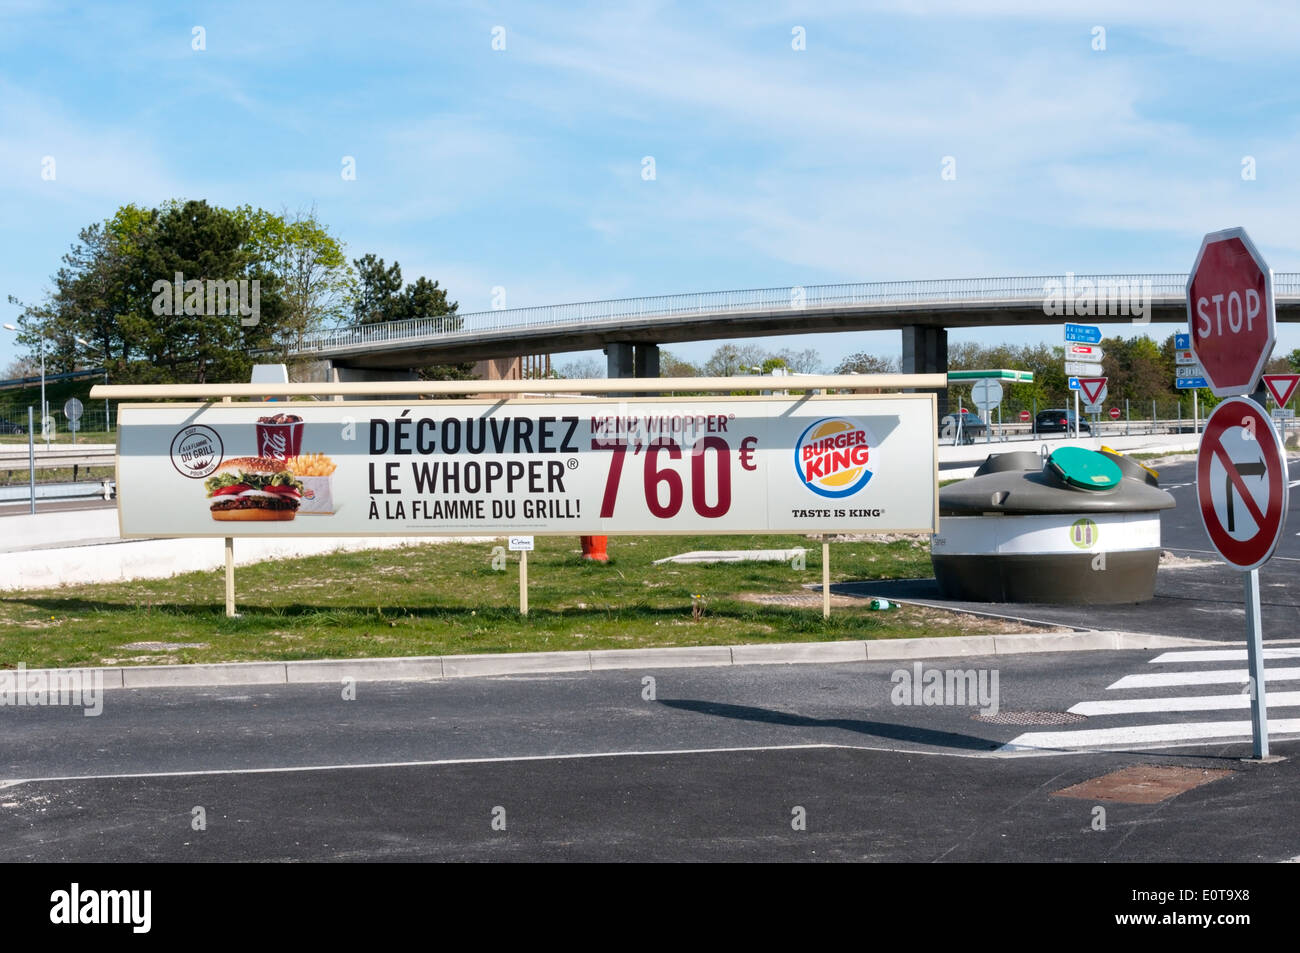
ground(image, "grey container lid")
xmin=942 ymin=449 xmax=1175 ymax=516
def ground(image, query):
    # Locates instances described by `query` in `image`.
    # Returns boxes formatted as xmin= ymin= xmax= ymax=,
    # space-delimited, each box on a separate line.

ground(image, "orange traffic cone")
xmin=580 ymin=535 xmax=609 ymax=562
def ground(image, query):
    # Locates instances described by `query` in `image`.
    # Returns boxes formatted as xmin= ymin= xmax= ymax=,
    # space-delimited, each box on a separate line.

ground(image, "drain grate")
xmin=972 ymin=710 xmax=1087 ymax=726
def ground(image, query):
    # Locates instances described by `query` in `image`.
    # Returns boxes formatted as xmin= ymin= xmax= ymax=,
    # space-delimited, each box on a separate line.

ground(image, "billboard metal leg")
xmin=221 ymin=393 xmax=237 ymax=619
xmin=520 ymin=549 xmax=529 ymax=616
xmin=225 ymin=537 xmax=236 ymax=618
xmin=822 ymin=541 xmax=830 ymax=620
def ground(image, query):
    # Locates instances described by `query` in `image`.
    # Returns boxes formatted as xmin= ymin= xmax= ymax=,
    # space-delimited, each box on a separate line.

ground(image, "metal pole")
xmin=1126 ymin=398 xmax=1130 ymax=436
xmin=822 ymin=540 xmax=831 ymax=620
xmin=1244 ymin=385 xmax=1272 ymax=759
xmin=40 ymin=345 xmax=48 ymax=447
xmin=104 ymin=367 xmax=110 ymax=435
xmin=224 ymin=536 xmax=236 ymax=618
xmin=27 ymin=406 xmax=35 ymax=515
xmin=1193 ymin=389 xmax=1199 ymax=435
xmin=1152 ymin=399 xmax=1157 ymax=435
xmin=1245 ymin=567 xmax=1269 ymax=758
xmin=1074 ymin=390 xmax=1079 ymax=439
xmin=519 ymin=549 xmax=529 ymax=616
xmin=222 ymin=394 xmax=236 ymax=618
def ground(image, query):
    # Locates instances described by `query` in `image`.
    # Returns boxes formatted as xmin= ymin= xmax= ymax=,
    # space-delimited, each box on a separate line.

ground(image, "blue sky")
xmin=3 ymin=0 xmax=1300 ymax=374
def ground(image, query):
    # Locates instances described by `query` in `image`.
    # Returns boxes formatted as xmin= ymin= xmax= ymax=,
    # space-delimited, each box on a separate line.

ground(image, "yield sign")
xmin=1078 ymin=377 xmax=1107 ymax=405
xmin=1262 ymin=374 xmax=1300 ymax=408
xmin=1196 ymin=397 xmax=1288 ymax=570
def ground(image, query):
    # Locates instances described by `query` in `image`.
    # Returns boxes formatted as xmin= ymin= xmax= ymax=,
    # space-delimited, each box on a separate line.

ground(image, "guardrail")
xmin=0 ymin=480 xmax=114 ymax=504
xmin=282 ymin=272 xmax=1300 ymax=356
xmin=0 ymin=445 xmax=114 ymax=473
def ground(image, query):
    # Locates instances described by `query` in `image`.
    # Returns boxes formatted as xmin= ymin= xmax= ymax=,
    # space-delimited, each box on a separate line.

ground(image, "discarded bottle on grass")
xmin=867 ymin=598 xmax=893 ymax=611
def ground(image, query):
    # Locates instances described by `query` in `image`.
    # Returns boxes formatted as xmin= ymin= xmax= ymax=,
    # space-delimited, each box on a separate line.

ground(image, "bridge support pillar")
xmin=605 ymin=342 xmax=634 ymax=379
xmin=901 ymin=326 xmax=948 ymax=418
xmin=634 ymin=344 xmax=660 ymax=396
xmin=604 ymin=342 xmax=660 ymax=395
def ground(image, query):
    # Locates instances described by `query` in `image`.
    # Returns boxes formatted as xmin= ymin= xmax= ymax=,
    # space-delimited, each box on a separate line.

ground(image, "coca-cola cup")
xmin=256 ymin=414 xmax=304 ymax=461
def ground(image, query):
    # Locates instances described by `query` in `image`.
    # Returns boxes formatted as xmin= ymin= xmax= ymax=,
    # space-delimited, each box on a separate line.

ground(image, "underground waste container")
xmin=931 ymin=447 xmax=1175 ymax=604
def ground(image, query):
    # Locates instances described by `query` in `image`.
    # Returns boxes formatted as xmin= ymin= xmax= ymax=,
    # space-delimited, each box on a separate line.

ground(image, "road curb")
xmin=11 ymin=629 xmax=1220 ymax=690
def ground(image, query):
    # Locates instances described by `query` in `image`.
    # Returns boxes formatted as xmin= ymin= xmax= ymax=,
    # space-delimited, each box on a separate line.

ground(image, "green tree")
xmin=351 ymin=254 xmax=405 ymax=324
xmin=658 ymin=350 xmax=699 ymax=377
xmin=134 ymin=199 xmax=284 ymax=383
xmin=703 ymin=343 xmax=766 ymax=376
xmin=236 ymin=205 xmax=353 ymax=352
xmin=835 ymin=352 xmax=898 ymax=374
xmin=774 ymin=347 xmax=823 ymax=374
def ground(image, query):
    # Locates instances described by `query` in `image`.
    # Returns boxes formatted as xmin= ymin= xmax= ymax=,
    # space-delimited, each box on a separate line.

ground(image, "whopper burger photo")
xmin=203 ymin=457 xmax=306 ymax=522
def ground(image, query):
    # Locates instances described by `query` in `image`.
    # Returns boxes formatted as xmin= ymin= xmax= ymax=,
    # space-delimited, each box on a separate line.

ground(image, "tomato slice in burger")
xmin=210 ymin=484 xmax=250 ymax=497
xmin=263 ymin=484 xmax=301 ymax=497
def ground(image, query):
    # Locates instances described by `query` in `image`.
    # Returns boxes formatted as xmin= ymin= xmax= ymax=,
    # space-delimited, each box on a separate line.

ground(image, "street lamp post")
xmin=74 ymin=336 xmax=109 ymax=435
xmin=3 ymin=322 xmax=48 ymax=446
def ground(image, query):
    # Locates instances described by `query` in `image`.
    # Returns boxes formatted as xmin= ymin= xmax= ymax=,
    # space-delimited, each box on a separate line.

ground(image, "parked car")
xmin=1035 ymin=409 xmax=1090 ymax=435
xmin=940 ymin=409 xmax=989 ymax=444
xmin=0 ymin=416 xmax=27 ymax=435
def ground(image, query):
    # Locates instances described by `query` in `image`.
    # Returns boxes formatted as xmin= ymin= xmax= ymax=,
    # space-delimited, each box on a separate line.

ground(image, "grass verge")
xmin=0 ymin=534 xmax=1020 ymax=669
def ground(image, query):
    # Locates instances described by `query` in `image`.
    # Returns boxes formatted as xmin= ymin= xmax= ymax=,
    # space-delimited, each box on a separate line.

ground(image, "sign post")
xmin=1189 ymin=227 xmax=1278 ymax=759
xmin=971 ymin=379 xmax=1003 ymax=445
xmin=1065 ymin=325 xmax=1101 ymax=438
xmin=27 ymin=406 xmax=36 ymax=515
xmin=63 ymin=397 xmax=83 ymax=445
xmin=509 ymin=536 xmax=534 ymax=615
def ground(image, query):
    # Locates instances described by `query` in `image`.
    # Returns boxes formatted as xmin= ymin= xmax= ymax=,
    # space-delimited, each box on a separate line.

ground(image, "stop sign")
xmin=1187 ymin=226 xmax=1275 ymax=397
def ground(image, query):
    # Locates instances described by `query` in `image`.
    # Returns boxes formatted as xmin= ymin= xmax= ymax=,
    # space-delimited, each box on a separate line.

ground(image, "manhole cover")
xmin=971 ymin=710 xmax=1088 ymax=726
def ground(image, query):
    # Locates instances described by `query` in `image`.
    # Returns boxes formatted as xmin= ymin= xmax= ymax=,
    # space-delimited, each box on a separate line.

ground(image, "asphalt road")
xmin=2 ymin=652 xmax=1298 ymax=861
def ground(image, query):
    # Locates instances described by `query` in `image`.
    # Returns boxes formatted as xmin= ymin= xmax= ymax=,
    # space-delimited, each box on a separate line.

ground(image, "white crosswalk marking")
xmin=1108 ymin=666 xmax=1300 ymax=690
xmin=1149 ymin=648 xmax=1300 ymax=663
xmin=1001 ymin=718 xmax=1300 ymax=751
xmin=1000 ymin=649 xmax=1300 ymax=752
xmin=1069 ymin=690 xmax=1300 ymax=716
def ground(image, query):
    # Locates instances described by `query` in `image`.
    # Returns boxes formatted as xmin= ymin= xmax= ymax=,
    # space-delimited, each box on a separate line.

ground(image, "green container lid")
xmin=1047 ymin=447 xmax=1122 ymax=490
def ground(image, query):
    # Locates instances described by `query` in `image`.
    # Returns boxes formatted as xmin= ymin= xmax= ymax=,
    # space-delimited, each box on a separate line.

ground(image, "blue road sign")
xmin=1067 ymin=377 xmax=1080 ymax=391
xmin=1176 ymin=376 xmax=1208 ymax=389
xmin=1175 ymin=332 xmax=1191 ymax=350
xmin=1064 ymin=323 xmax=1102 ymax=344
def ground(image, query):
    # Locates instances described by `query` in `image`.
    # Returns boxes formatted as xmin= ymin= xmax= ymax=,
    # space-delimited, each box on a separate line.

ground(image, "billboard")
xmin=115 ymin=395 xmax=937 ymax=537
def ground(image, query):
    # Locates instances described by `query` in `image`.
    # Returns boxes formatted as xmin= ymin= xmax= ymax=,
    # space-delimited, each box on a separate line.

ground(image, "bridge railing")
xmin=288 ymin=273 xmax=1300 ymax=355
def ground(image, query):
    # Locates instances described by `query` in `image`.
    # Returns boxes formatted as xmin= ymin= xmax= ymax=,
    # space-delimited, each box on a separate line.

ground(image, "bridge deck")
xmin=283 ymin=274 xmax=1300 ymax=368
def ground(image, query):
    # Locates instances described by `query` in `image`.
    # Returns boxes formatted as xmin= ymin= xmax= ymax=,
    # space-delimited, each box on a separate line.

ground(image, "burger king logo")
xmin=794 ymin=417 xmax=876 ymax=498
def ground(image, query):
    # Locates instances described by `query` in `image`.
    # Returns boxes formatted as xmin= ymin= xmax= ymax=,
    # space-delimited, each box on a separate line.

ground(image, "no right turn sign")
xmin=1196 ymin=397 xmax=1288 ymax=571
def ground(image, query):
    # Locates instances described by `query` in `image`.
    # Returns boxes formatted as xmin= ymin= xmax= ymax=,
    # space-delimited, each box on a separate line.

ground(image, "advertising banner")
xmin=115 ymin=395 xmax=937 ymax=537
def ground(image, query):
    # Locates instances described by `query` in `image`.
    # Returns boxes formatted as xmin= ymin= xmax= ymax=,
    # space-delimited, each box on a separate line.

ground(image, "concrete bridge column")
xmin=634 ymin=344 xmax=660 ymax=397
xmin=605 ymin=342 xmax=634 ymax=379
xmin=900 ymin=326 xmax=948 ymax=418
xmin=604 ymin=342 xmax=660 ymax=396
